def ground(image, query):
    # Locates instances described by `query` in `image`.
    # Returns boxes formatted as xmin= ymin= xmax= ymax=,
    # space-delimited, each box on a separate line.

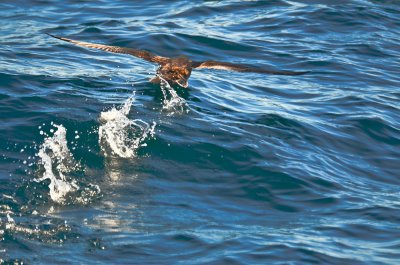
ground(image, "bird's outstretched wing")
xmin=192 ymin=60 xmax=308 ymax=75
xmin=47 ymin=33 xmax=169 ymax=65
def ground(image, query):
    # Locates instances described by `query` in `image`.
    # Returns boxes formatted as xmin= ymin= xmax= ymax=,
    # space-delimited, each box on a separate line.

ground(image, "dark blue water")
xmin=1 ymin=0 xmax=400 ymax=264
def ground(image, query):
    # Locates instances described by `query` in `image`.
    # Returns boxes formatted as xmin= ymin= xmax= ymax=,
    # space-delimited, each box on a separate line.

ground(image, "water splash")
xmin=35 ymin=125 xmax=80 ymax=203
xmin=0 ymin=212 xmax=76 ymax=245
xmin=98 ymin=97 xmax=156 ymax=158
xmin=158 ymin=76 xmax=188 ymax=115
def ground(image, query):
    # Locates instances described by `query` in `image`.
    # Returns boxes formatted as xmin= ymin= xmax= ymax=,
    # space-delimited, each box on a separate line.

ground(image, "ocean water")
xmin=1 ymin=0 xmax=400 ymax=264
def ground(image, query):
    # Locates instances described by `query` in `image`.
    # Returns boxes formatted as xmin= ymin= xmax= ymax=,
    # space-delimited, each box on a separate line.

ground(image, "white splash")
xmin=158 ymin=75 xmax=188 ymax=115
xmin=35 ymin=125 xmax=79 ymax=203
xmin=98 ymin=97 xmax=156 ymax=158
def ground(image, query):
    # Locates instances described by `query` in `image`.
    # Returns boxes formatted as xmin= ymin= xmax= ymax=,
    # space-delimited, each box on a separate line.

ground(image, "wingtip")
xmin=46 ymin=33 xmax=63 ymax=41
xmin=278 ymin=70 xmax=311 ymax=76
xmin=258 ymin=69 xmax=311 ymax=76
xmin=293 ymin=70 xmax=311 ymax=76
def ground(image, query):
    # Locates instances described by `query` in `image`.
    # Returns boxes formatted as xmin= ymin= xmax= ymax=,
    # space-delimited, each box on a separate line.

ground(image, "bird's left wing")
xmin=192 ymin=60 xmax=309 ymax=75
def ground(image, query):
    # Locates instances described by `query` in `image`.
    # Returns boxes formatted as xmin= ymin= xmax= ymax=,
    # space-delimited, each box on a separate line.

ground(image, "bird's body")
xmin=47 ymin=34 xmax=308 ymax=87
xmin=151 ymin=56 xmax=194 ymax=88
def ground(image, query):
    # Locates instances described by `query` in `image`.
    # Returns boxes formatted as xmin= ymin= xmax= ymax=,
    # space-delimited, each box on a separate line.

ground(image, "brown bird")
xmin=47 ymin=34 xmax=308 ymax=88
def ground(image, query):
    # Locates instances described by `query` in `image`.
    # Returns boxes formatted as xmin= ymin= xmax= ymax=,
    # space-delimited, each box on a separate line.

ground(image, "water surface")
xmin=1 ymin=0 xmax=400 ymax=264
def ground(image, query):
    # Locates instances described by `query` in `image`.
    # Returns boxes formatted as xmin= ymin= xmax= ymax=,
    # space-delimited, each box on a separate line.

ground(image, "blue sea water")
xmin=1 ymin=0 xmax=400 ymax=264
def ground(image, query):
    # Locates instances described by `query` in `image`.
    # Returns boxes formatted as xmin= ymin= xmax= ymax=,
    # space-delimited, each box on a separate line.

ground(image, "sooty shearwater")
xmin=48 ymin=34 xmax=308 ymax=88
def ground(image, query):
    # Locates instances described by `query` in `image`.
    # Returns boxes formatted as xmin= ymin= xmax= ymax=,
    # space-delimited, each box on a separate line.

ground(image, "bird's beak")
xmin=176 ymin=78 xmax=188 ymax=88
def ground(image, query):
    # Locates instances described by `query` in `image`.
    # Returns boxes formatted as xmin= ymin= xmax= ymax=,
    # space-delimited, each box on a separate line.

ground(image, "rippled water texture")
xmin=1 ymin=0 xmax=400 ymax=264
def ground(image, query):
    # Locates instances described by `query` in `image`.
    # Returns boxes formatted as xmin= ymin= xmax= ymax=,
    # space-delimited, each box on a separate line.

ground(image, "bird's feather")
xmin=47 ymin=33 xmax=169 ymax=64
xmin=192 ymin=60 xmax=308 ymax=75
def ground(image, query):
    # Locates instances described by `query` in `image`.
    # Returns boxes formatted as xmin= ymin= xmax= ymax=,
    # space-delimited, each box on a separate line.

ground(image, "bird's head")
xmin=157 ymin=57 xmax=193 ymax=88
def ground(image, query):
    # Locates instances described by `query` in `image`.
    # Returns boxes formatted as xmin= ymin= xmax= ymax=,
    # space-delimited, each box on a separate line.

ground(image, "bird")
xmin=47 ymin=33 xmax=308 ymax=88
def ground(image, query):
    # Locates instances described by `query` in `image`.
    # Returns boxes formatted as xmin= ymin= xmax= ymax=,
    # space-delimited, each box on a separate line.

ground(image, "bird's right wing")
xmin=47 ymin=34 xmax=169 ymax=65
xmin=192 ymin=60 xmax=309 ymax=75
